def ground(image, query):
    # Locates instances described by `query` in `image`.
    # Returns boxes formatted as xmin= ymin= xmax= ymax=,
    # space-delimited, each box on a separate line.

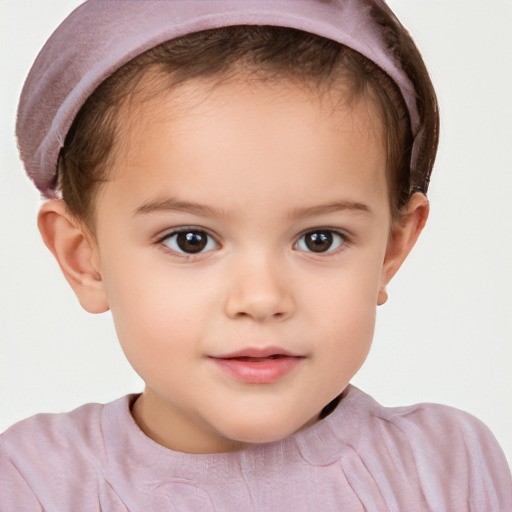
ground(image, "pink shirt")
xmin=1 ymin=385 xmax=511 ymax=511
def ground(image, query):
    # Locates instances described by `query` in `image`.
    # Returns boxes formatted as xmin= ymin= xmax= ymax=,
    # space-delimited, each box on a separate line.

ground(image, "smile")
xmin=209 ymin=347 xmax=304 ymax=384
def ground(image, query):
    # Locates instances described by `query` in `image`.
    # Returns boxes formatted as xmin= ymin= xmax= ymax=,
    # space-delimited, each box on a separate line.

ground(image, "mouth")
xmin=209 ymin=347 xmax=304 ymax=384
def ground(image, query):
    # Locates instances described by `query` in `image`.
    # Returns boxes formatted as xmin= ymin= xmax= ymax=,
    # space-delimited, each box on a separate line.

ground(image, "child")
xmin=1 ymin=0 xmax=511 ymax=510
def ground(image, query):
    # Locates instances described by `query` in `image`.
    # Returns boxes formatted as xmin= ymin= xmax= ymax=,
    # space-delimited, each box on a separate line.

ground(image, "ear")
xmin=37 ymin=199 xmax=109 ymax=314
xmin=378 ymin=192 xmax=429 ymax=305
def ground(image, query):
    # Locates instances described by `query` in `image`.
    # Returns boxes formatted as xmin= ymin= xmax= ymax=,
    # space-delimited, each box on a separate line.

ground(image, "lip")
xmin=209 ymin=347 xmax=304 ymax=384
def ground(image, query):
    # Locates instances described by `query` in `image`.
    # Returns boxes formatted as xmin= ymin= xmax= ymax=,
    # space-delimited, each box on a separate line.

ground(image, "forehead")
xmin=97 ymin=77 xmax=388 ymax=222
xmin=116 ymin=69 xmax=386 ymax=145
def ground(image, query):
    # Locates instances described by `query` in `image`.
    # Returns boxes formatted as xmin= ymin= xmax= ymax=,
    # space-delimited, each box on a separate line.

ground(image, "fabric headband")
xmin=17 ymin=0 xmax=421 ymax=198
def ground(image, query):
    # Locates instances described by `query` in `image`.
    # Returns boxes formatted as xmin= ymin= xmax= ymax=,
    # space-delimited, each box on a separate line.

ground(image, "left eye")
xmin=295 ymin=229 xmax=345 ymax=253
xmin=162 ymin=229 xmax=219 ymax=254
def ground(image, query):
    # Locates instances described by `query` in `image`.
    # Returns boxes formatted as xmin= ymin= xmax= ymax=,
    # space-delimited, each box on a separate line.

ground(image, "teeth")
xmin=235 ymin=355 xmax=284 ymax=361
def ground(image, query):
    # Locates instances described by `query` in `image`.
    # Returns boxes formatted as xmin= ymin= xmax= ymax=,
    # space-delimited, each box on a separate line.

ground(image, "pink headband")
xmin=17 ymin=0 xmax=421 ymax=198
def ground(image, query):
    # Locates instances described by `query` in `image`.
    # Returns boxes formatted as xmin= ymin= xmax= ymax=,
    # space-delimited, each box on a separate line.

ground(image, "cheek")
xmin=101 ymin=255 xmax=216 ymax=364
xmin=304 ymin=258 xmax=382 ymax=368
xmin=320 ymin=292 xmax=376 ymax=359
xmin=312 ymin=297 xmax=376 ymax=400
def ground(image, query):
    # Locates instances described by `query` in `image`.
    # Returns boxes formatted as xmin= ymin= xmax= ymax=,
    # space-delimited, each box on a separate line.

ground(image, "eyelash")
xmin=293 ymin=229 xmax=348 ymax=255
xmin=157 ymin=227 xmax=220 ymax=257
xmin=155 ymin=227 xmax=349 ymax=257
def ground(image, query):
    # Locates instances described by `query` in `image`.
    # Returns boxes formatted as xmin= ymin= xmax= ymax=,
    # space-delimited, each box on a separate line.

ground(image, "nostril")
xmin=224 ymin=281 xmax=294 ymax=321
xmin=230 ymin=308 xmax=289 ymax=322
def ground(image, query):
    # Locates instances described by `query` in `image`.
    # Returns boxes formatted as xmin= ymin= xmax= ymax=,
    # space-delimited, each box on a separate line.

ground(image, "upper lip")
xmin=210 ymin=347 xmax=302 ymax=359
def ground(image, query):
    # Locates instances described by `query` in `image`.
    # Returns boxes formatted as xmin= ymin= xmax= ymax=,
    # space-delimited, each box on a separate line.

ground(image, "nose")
xmin=224 ymin=253 xmax=295 ymax=322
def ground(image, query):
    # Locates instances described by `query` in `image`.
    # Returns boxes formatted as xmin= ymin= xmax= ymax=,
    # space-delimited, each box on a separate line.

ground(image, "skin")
xmin=38 ymin=78 xmax=428 ymax=454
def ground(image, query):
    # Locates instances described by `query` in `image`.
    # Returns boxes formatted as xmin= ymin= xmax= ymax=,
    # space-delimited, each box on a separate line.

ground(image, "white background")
xmin=1 ymin=1 xmax=511 ymax=466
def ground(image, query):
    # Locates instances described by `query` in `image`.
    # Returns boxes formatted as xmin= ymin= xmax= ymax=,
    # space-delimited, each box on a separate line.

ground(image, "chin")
xmin=217 ymin=411 xmax=316 ymax=446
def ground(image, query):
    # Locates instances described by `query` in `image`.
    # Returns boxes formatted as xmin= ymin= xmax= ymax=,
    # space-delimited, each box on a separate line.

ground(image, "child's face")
xmin=84 ymin=78 xmax=409 ymax=453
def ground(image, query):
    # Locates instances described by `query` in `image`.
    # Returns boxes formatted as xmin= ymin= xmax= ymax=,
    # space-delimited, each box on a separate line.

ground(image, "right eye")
xmin=161 ymin=229 xmax=219 ymax=254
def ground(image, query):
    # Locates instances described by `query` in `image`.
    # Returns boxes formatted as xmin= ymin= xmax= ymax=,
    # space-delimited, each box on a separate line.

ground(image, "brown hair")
xmin=58 ymin=20 xmax=438 ymax=227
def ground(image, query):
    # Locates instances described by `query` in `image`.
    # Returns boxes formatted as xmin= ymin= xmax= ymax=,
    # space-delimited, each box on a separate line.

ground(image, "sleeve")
xmin=0 ymin=451 xmax=43 ymax=512
xmin=463 ymin=416 xmax=512 ymax=512
xmin=405 ymin=404 xmax=512 ymax=512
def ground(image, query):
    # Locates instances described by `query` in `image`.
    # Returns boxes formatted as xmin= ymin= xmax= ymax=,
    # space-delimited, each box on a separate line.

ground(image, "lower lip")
xmin=210 ymin=356 xmax=302 ymax=384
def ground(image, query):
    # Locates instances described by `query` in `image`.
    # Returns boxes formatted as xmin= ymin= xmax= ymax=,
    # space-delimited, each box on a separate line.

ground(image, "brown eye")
xmin=296 ymin=230 xmax=345 ymax=253
xmin=163 ymin=229 xmax=218 ymax=254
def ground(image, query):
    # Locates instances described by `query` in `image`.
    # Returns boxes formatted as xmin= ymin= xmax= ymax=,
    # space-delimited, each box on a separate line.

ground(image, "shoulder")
xmin=0 ymin=395 xmax=135 ymax=511
xmin=367 ymin=392 xmax=506 ymax=465
xmin=346 ymin=386 xmax=505 ymax=452
xmin=343 ymin=386 xmax=512 ymax=510
xmin=1 ymin=399 xmax=109 ymax=465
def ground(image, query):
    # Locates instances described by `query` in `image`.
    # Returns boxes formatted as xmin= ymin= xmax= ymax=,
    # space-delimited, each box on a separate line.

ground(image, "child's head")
xmin=17 ymin=0 xmax=438 ymax=453
xmin=57 ymin=24 xmax=435 ymax=228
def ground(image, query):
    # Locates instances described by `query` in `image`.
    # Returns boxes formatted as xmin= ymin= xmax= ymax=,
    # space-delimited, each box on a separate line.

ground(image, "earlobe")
xmin=377 ymin=287 xmax=388 ymax=306
xmin=37 ymin=199 xmax=109 ymax=314
xmin=378 ymin=192 xmax=429 ymax=304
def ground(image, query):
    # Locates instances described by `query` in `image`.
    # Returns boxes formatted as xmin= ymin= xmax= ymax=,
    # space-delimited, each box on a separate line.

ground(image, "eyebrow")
xmin=288 ymin=200 xmax=372 ymax=221
xmin=133 ymin=197 xmax=230 ymax=219
xmin=133 ymin=197 xmax=371 ymax=221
